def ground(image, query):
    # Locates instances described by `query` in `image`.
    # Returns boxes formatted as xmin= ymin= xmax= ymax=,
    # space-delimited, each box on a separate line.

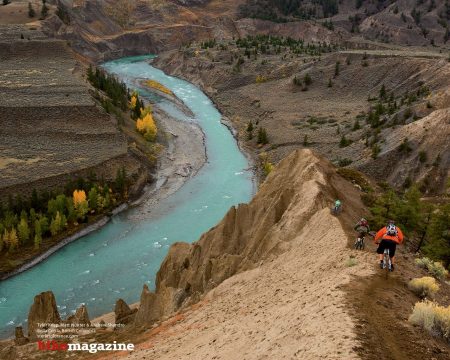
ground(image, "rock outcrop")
xmin=67 ymin=304 xmax=90 ymax=326
xmin=133 ymin=149 xmax=365 ymax=328
xmin=14 ymin=326 xmax=28 ymax=346
xmin=114 ymin=299 xmax=137 ymax=325
xmin=27 ymin=291 xmax=61 ymax=339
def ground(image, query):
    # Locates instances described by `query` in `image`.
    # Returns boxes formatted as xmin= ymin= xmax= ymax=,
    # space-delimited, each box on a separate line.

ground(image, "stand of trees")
xmin=0 ymin=169 xmax=129 ymax=254
xmin=87 ymin=66 xmax=129 ymax=111
xmin=366 ymin=184 xmax=450 ymax=269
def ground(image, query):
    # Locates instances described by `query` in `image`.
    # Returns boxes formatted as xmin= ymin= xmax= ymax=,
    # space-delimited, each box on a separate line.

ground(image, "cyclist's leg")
xmin=389 ymin=241 xmax=397 ymax=263
xmin=376 ymin=240 xmax=385 ymax=265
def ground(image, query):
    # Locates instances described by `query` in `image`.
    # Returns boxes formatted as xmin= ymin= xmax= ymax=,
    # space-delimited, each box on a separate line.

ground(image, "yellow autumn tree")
xmin=140 ymin=105 xmax=152 ymax=118
xmin=136 ymin=111 xmax=157 ymax=141
xmin=8 ymin=228 xmax=18 ymax=252
xmin=73 ymin=190 xmax=88 ymax=219
xmin=129 ymin=95 xmax=137 ymax=110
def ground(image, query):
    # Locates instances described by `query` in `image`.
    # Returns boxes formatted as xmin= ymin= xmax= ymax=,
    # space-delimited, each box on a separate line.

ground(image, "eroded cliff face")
xmin=133 ymin=149 xmax=366 ymax=328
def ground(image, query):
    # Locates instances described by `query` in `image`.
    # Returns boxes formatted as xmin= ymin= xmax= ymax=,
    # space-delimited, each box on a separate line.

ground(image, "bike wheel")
xmin=384 ymin=252 xmax=390 ymax=279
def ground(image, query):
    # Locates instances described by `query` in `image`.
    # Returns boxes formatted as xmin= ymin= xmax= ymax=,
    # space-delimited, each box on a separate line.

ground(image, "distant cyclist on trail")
xmin=333 ymin=199 xmax=342 ymax=213
xmin=354 ymin=218 xmax=370 ymax=238
xmin=374 ymin=220 xmax=404 ymax=272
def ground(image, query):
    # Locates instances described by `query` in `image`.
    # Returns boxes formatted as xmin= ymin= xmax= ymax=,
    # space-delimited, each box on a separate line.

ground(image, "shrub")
xmin=338 ymin=158 xmax=353 ymax=167
xmin=263 ymin=161 xmax=274 ymax=175
xmin=408 ymin=277 xmax=439 ymax=298
xmin=419 ymin=151 xmax=427 ymax=163
xmin=345 ymin=257 xmax=358 ymax=267
xmin=334 ymin=61 xmax=340 ymax=77
xmin=337 ymin=168 xmax=371 ymax=192
xmin=409 ymin=301 xmax=450 ymax=340
xmin=371 ymin=144 xmax=381 ymax=159
xmin=257 ymin=127 xmax=269 ymax=144
xmin=303 ymin=73 xmax=312 ymax=86
xmin=415 ymin=257 xmax=449 ymax=280
xmin=28 ymin=2 xmax=35 ymax=18
xmin=428 ymin=262 xmax=448 ymax=280
xmin=256 ymin=75 xmax=267 ymax=83
xmin=339 ymin=135 xmax=352 ymax=147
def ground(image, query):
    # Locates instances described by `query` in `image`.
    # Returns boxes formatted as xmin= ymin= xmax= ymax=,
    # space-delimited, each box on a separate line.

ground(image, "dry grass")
xmin=345 ymin=256 xmax=358 ymax=267
xmin=415 ymin=257 xmax=449 ymax=280
xmin=408 ymin=277 xmax=440 ymax=299
xmin=409 ymin=300 xmax=450 ymax=341
xmin=145 ymin=80 xmax=173 ymax=96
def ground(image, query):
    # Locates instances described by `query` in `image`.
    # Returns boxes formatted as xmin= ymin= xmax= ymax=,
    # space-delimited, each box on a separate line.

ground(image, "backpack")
xmin=386 ymin=224 xmax=398 ymax=237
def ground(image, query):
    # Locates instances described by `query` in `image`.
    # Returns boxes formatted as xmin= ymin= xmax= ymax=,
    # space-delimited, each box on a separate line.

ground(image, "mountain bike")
xmin=331 ymin=204 xmax=342 ymax=216
xmin=381 ymin=248 xmax=393 ymax=278
xmin=354 ymin=235 xmax=365 ymax=250
xmin=354 ymin=231 xmax=374 ymax=250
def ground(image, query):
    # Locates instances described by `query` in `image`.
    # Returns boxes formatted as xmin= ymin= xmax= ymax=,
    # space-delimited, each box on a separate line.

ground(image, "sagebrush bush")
xmin=345 ymin=257 xmax=358 ymax=267
xmin=408 ymin=277 xmax=439 ymax=298
xmin=415 ymin=257 xmax=432 ymax=269
xmin=409 ymin=301 xmax=450 ymax=340
xmin=428 ymin=262 xmax=448 ymax=280
xmin=415 ymin=257 xmax=448 ymax=280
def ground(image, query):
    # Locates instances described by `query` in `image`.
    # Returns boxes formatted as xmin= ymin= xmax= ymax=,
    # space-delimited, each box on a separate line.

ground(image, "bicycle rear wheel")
xmin=384 ymin=250 xmax=390 ymax=279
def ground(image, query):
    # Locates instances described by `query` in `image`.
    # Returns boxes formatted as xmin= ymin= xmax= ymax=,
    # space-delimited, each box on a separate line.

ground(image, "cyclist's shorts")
xmin=376 ymin=239 xmax=397 ymax=257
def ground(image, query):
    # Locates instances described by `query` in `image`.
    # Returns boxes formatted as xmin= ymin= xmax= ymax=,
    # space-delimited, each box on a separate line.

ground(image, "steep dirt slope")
xmin=357 ymin=104 xmax=450 ymax=192
xmin=41 ymin=0 xmax=245 ymax=62
xmin=0 ymin=25 xmax=143 ymax=201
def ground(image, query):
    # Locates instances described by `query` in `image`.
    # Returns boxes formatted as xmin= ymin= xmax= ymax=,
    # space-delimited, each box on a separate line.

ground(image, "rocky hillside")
xmin=0 ymin=24 xmax=144 ymax=202
xmin=239 ymin=0 xmax=450 ymax=47
xmin=154 ymin=38 xmax=450 ymax=193
xmin=31 ymin=0 xmax=449 ymax=63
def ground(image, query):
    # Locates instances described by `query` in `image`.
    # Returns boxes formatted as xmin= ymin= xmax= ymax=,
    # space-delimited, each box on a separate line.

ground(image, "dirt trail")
xmin=346 ymin=243 xmax=450 ymax=360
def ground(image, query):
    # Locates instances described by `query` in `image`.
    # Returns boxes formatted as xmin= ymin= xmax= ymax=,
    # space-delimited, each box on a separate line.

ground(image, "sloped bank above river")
xmin=0 ymin=55 xmax=254 ymax=342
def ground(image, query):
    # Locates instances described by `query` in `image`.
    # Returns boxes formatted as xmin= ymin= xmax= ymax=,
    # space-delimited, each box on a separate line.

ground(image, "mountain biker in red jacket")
xmin=374 ymin=220 xmax=404 ymax=271
xmin=354 ymin=218 xmax=370 ymax=238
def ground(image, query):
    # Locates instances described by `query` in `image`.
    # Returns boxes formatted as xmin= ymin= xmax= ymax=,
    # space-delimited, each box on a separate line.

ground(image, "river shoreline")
xmin=0 ymin=98 xmax=206 ymax=284
xmin=0 ymin=59 xmax=255 ymax=285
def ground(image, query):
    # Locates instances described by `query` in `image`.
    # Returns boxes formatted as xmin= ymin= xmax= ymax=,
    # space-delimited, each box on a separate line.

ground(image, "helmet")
xmin=387 ymin=219 xmax=395 ymax=225
xmin=360 ymin=218 xmax=368 ymax=226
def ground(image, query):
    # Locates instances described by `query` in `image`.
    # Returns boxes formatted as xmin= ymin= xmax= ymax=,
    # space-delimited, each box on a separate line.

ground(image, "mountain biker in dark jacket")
xmin=354 ymin=218 xmax=370 ymax=238
xmin=374 ymin=220 xmax=404 ymax=271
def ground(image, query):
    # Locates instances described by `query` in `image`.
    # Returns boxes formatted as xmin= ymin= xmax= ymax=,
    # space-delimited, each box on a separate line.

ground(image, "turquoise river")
xmin=0 ymin=55 xmax=254 ymax=338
